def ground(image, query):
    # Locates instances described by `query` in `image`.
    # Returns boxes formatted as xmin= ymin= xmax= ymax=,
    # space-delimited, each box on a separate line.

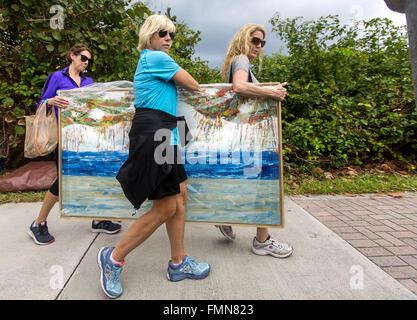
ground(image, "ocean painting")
xmin=58 ymin=81 xmax=284 ymax=227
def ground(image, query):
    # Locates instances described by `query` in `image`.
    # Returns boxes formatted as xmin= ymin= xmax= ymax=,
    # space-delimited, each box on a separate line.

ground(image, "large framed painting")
xmin=58 ymin=81 xmax=284 ymax=228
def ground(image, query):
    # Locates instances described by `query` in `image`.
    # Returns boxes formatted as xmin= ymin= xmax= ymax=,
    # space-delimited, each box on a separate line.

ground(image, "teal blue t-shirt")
xmin=133 ymin=49 xmax=181 ymax=145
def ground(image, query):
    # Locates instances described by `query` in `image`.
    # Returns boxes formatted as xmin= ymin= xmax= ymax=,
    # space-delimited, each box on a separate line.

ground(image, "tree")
xmin=0 ymin=0 xmax=220 ymax=169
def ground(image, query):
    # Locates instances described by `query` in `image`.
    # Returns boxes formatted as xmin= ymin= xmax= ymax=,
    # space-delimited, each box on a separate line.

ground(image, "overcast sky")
xmin=143 ymin=0 xmax=407 ymax=69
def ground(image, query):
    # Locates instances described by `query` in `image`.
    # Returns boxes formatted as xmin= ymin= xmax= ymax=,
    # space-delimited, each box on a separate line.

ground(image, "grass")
xmin=1 ymin=172 xmax=417 ymax=205
xmin=0 ymin=170 xmax=47 ymax=204
xmin=0 ymin=190 xmax=46 ymax=205
xmin=284 ymin=172 xmax=417 ymax=195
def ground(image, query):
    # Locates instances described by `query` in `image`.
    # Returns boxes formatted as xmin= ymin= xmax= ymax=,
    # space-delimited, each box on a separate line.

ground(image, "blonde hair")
xmin=221 ymin=24 xmax=266 ymax=81
xmin=138 ymin=14 xmax=176 ymax=52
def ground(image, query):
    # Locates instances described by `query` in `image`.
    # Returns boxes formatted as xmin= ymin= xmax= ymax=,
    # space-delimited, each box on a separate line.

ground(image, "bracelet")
xmin=46 ymin=99 xmax=49 ymax=106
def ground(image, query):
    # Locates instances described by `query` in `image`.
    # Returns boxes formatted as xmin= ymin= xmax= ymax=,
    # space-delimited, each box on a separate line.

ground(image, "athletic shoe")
xmin=28 ymin=220 xmax=55 ymax=245
xmin=215 ymin=225 xmax=236 ymax=240
xmin=91 ymin=220 xmax=122 ymax=234
xmin=167 ymin=255 xmax=210 ymax=282
xmin=97 ymin=246 xmax=124 ymax=299
xmin=252 ymin=235 xmax=293 ymax=258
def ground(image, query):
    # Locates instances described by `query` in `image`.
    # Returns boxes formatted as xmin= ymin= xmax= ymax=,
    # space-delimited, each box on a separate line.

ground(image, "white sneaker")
xmin=252 ymin=236 xmax=293 ymax=258
xmin=215 ymin=225 xmax=236 ymax=241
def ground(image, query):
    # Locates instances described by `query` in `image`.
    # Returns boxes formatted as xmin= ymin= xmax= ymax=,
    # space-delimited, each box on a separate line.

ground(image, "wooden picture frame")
xmin=58 ymin=82 xmax=284 ymax=228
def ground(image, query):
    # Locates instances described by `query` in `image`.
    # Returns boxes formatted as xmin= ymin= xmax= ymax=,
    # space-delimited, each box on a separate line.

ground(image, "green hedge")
xmin=254 ymin=14 xmax=417 ymax=169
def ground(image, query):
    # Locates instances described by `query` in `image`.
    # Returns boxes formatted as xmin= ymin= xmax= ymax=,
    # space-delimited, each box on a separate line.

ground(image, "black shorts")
xmin=49 ymin=148 xmax=59 ymax=196
xmin=148 ymin=146 xmax=187 ymax=200
xmin=148 ymin=163 xmax=187 ymax=200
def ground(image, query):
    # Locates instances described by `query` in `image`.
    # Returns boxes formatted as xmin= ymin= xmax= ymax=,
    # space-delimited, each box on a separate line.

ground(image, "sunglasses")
xmin=158 ymin=30 xmax=175 ymax=40
xmin=76 ymin=53 xmax=93 ymax=64
xmin=251 ymin=37 xmax=266 ymax=48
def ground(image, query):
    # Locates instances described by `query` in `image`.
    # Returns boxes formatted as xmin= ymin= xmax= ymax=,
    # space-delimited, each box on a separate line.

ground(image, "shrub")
xmin=253 ymin=14 xmax=417 ymax=169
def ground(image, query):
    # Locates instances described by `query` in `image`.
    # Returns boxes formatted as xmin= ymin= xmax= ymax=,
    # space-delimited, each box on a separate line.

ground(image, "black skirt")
xmin=116 ymin=108 xmax=190 ymax=209
xmin=148 ymin=145 xmax=187 ymax=200
xmin=49 ymin=147 xmax=59 ymax=196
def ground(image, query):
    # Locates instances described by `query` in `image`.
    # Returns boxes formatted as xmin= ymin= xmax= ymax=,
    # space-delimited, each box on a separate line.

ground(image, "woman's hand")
xmin=270 ymin=82 xmax=287 ymax=101
xmin=47 ymin=96 xmax=70 ymax=109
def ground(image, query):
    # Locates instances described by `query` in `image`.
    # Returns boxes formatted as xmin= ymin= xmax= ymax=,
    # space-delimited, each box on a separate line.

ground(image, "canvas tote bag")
xmin=24 ymin=101 xmax=58 ymax=158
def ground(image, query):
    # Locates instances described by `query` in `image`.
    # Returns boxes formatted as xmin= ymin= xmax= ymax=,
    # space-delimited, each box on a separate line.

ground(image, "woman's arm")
xmin=37 ymin=72 xmax=69 ymax=109
xmin=233 ymin=69 xmax=287 ymax=101
xmin=172 ymin=68 xmax=199 ymax=91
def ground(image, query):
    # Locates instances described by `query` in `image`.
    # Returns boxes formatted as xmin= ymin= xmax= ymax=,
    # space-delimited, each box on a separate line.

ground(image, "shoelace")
xmin=98 ymin=221 xmax=111 ymax=227
xmin=38 ymin=224 xmax=49 ymax=236
xmin=108 ymin=264 xmax=122 ymax=282
xmin=269 ymin=238 xmax=285 ymax=250
xmin=183 ymin=256 xmax=199 ymax=270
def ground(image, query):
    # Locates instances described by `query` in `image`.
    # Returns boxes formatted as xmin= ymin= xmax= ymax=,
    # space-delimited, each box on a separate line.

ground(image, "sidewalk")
xmin=292 ymin=192 xmax=417 ymax=295
xmin=0 ymin=196 xmax=416 ymax=300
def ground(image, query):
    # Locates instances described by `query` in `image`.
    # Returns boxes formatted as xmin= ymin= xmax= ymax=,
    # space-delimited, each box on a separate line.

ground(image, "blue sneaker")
xmin=97 ymin=246 xmax=124 ymax=299
xmin=167 ymin=255 xmax=210 ymax=282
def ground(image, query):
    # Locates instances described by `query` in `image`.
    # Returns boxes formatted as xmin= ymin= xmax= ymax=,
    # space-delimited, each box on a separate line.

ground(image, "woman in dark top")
xmin=28 ymin=43 xmax=122 ymax=245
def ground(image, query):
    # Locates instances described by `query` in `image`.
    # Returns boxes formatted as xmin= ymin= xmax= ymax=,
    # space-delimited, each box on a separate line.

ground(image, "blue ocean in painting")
xmin=61 ymin=149 xmax=281 ymax=225
xmin=61 ymin=150 xmax=279 ymax=180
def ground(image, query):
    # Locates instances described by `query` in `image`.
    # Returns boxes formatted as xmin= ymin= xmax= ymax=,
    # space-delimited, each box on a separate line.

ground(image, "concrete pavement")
xmin=0 ymin=197 xmax=415 ymax=300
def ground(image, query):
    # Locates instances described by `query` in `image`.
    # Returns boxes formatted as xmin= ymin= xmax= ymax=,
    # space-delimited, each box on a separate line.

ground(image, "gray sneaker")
xmin=215 ymin=225 xmax=236 ymax=241
xmin=252 ymin=236 xmax=293 ymax=258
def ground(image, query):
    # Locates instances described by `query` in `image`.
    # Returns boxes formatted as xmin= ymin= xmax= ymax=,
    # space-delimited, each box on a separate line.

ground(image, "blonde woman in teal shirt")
xmin=97 ymin=14 xmax=210 ymax=299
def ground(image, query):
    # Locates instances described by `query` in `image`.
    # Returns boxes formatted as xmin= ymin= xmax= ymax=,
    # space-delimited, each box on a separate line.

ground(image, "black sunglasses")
xmin=158 ymin=30 xmax=175 ymax=40
xmin=251 ymin=37 xmax=266 ymax=48
xmin=76 ymin=53 xmax=93 ymax=64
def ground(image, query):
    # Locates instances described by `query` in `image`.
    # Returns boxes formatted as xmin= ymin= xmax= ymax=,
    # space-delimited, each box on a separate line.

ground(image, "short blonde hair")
xmin=221 ymin=24 xmax=266 ymax=81
xmin=138 ymin=14 xmax=176 ymax=52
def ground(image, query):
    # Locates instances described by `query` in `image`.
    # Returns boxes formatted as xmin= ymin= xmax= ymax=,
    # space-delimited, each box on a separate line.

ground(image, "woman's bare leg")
xmin=256 ymin=227 xmax=269 ymax=243
xmin=112 ymin=194 xmax=177 ymax=262
xmin=35 ymin=190 xmax=58 ymax=225
xmin=165 ymin=182 xmax=187 ymax=264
